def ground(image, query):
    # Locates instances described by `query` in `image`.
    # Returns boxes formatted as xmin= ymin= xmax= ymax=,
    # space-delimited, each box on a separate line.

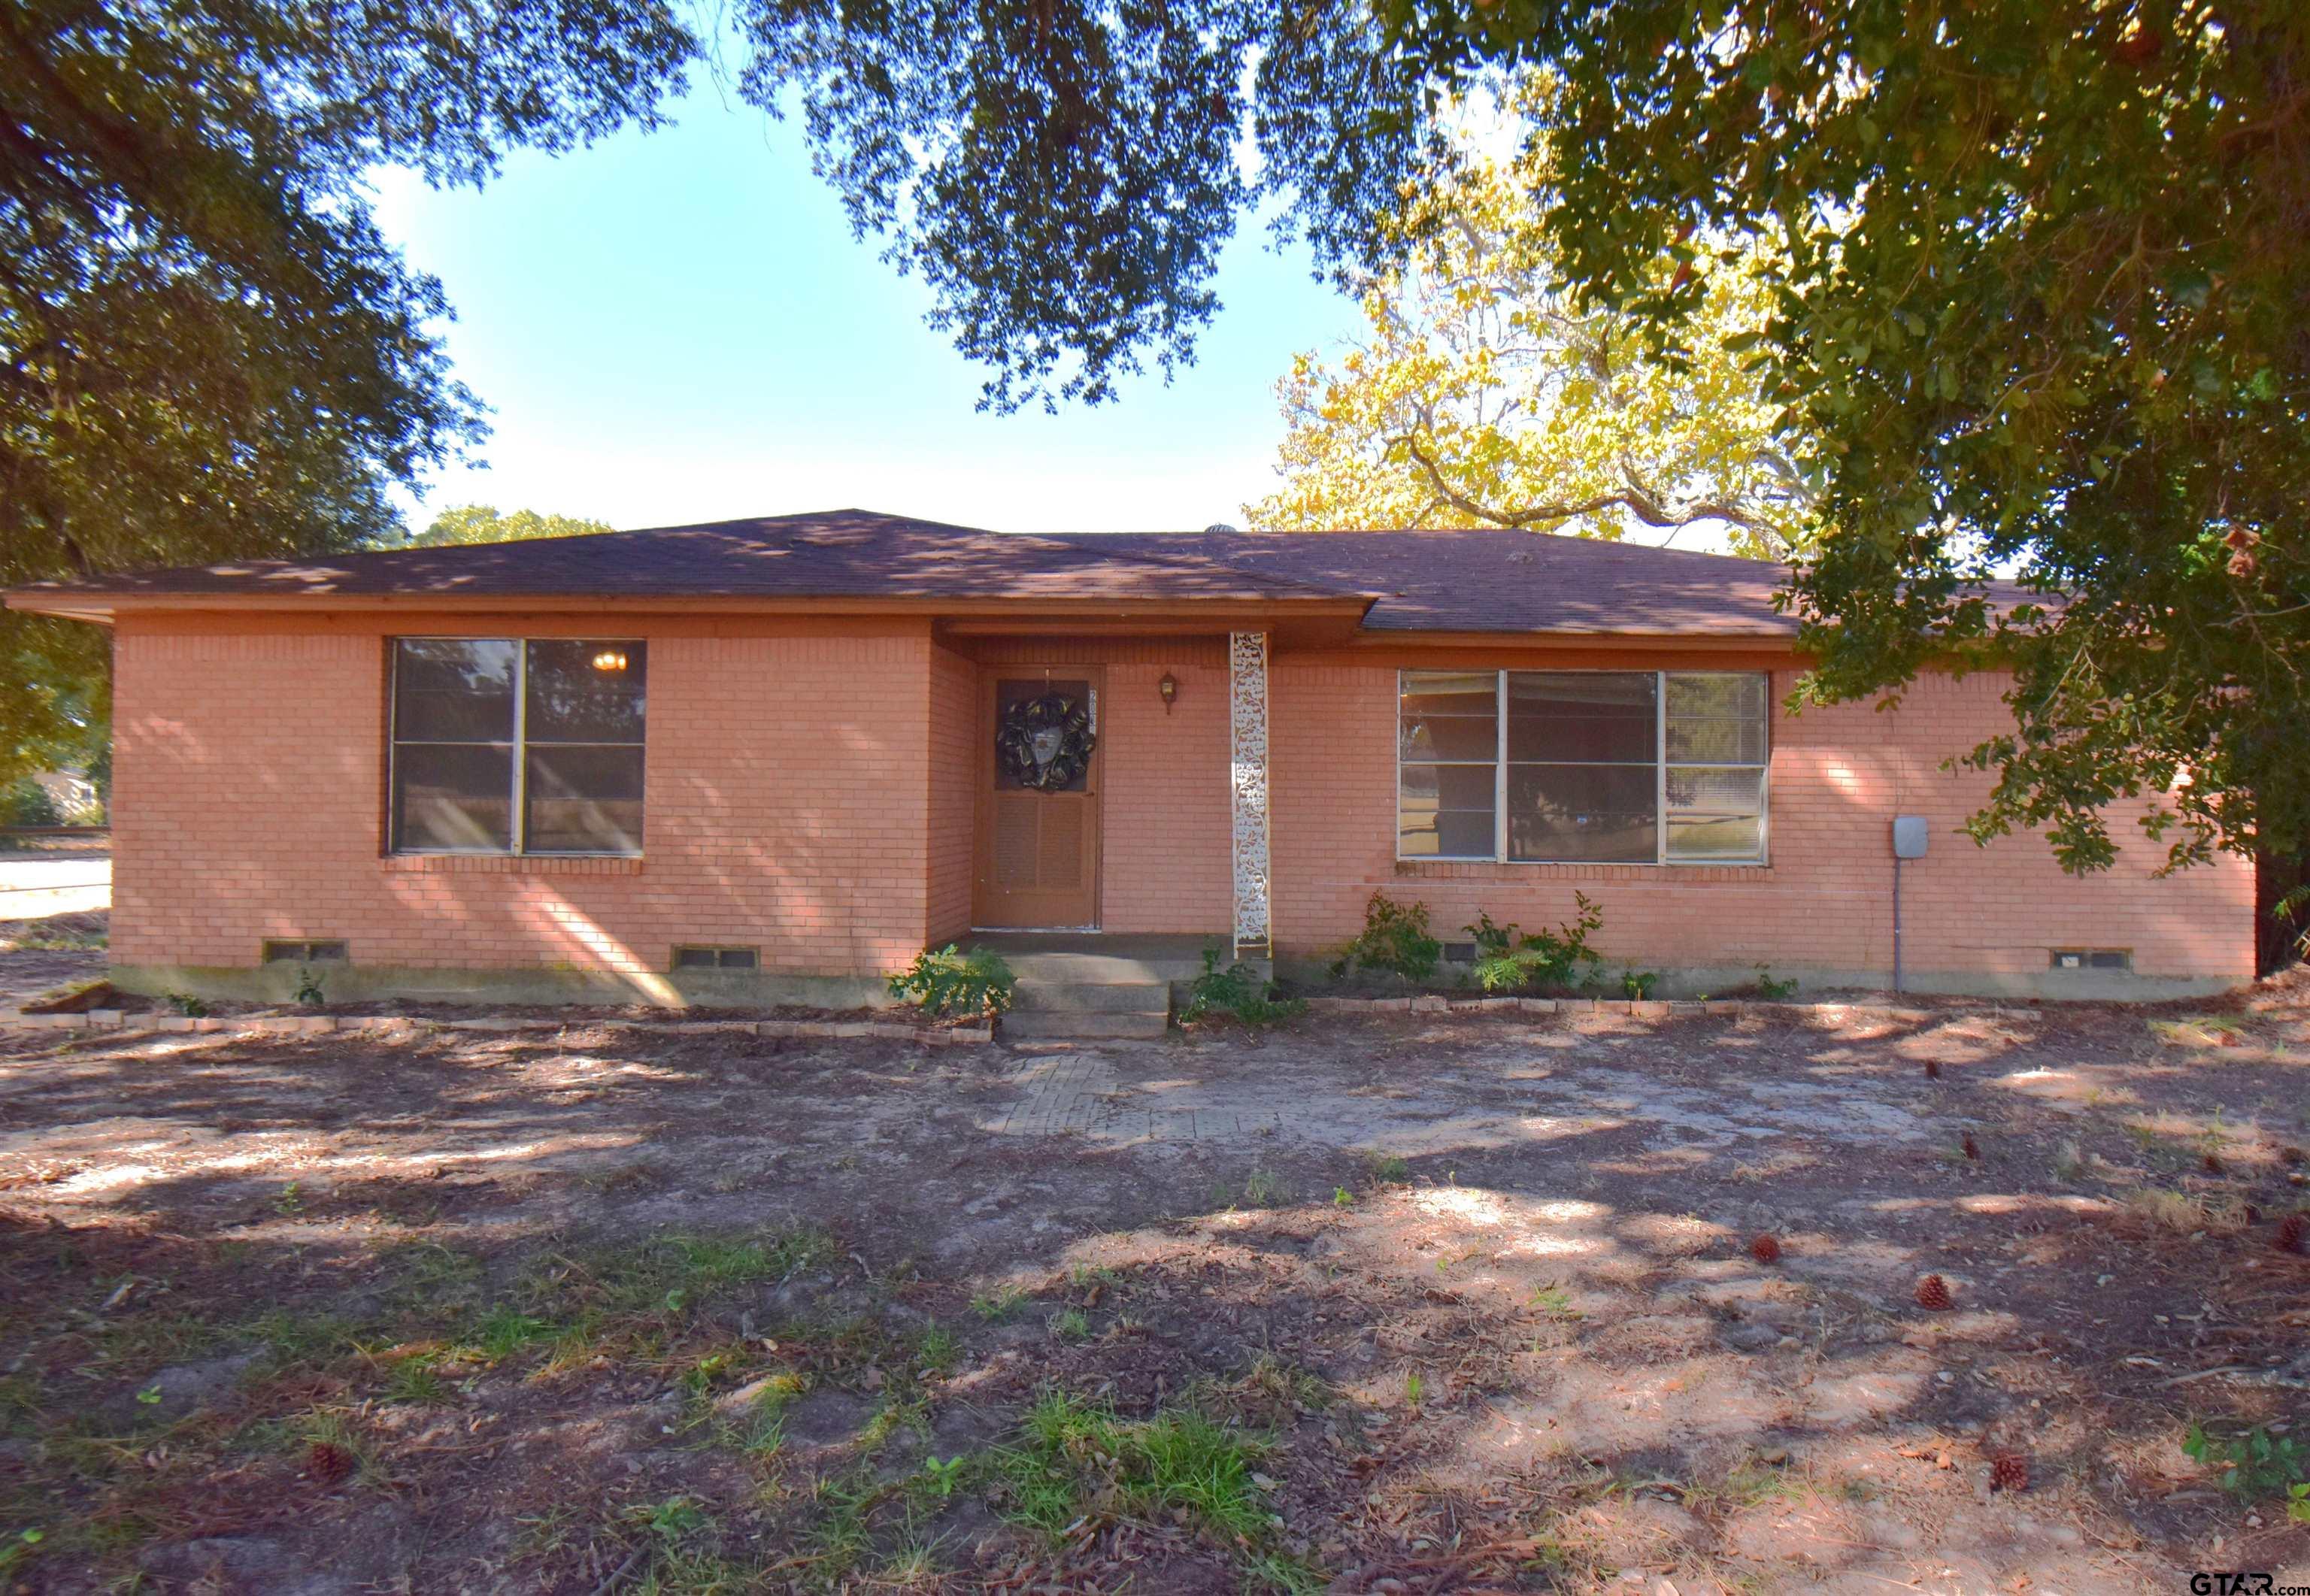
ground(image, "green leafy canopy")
xmin=11 ymin=0 xmax=2305 ymax=872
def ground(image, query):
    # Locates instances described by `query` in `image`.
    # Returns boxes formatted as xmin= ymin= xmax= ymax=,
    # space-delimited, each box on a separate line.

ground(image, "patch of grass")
xmin=1681 ymin=1454 xmax=1805 ymax=1514
xmin=2051 ymin=1140 xmax=2087 ymax=1183
xmin=632 ymin=1546 xmax=761 ymax=1595
xmin=2123 ymin=1186 xmax=2218 ymax=1234
xmin=377 ymin=1354 xmax=447 ymax=1406
xmin=913 ymin=1322 xmax=959 ymax=1376
xmin=523 ymin=1229 xmax=835 ymax=1346
xmin=1366 ymin=1152 xmax=1410 ymax=1183
xmin=798 ymin=1463 xmax=887 ymax=1582
xmin=970 ymin=1286 xmax=1029 ymax=1322
xmin=468 ymin=1306 xmax=555 ymax=1362
xmin=1529 ymin=1283 xmax=1581 ymax=1322
xmin=986 ymin=1391 xmax=1281 ymax=1551
xmin=1050 ymin=1308 xmax=1091 ymax=1342
xmin=1242 ymin=1167 xmax=1287 ymax=1207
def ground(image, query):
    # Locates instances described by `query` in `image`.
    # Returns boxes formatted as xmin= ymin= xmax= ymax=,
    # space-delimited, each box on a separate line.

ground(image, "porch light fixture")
xmin=1158 ymin=671 xmax=1178 ymax=713
xmin=591 ymin=648 xmax=629 ymax=673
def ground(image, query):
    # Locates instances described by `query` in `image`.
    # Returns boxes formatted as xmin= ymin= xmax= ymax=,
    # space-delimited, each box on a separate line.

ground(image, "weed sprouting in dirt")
xmin=1529 ymin=1283 xmax=1582 ymax=1322
xmin=1183 ymin=947 xmax=1307 ymax=1027
xmin=2184 ymin=1420 xmax=2310 ymax=1504
xmin=970 ymin=1286 xmax=1029 ymax=1322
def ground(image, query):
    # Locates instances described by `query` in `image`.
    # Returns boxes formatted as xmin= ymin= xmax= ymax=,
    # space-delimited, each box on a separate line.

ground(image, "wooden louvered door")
xmin=975 ymin=671 xmax=1102 ymax=928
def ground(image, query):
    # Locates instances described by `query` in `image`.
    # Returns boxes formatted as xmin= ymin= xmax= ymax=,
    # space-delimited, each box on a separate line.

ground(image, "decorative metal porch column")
xmin=1229 ymin=631 xmax=1272 ymax=960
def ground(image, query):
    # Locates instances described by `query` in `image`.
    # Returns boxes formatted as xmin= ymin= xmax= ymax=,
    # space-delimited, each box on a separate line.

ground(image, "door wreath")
xmin=996 ymin=692 xmax=1096 ymax=790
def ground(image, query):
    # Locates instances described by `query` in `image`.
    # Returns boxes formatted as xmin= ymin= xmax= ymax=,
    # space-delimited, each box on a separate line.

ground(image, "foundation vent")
xmin=2050 ymin=949 xmax=2130 ymax=973
xmin=674 ymin=945 xmax=759 ymax=972
xmin=262 ymin=940 xmax=347 ymax=964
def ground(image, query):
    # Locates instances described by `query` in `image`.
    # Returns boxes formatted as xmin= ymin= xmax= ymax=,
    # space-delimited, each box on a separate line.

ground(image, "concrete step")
xmin=999 ymin=952 xmax=1208 ymax=984
xmin=1002 ymin=1010 xmax=1172 ymax=1040
xmin=1009 ymin=980 xmax=1170 ymax=1014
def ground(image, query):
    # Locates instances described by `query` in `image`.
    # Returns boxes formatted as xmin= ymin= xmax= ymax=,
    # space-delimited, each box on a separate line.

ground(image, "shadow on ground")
xmin=2 ymin=983 xmax=2307 ymax=1591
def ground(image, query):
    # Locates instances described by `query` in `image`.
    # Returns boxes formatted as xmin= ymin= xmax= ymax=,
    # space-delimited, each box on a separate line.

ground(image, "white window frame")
xmin=388 ymin=636 xmax=647 ymax=858
xmin=1396 ymin=668 xmax=1771 ymax=867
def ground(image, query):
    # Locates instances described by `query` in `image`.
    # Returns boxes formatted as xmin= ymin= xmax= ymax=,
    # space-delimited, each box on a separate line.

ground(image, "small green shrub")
xmin=166 ymin=992 xmax=211 ymax=1018
xmin=1331 ymin=892 xmax=1441 ymax=982
xmin=887 ymin=944 xmax=1015 ymax=1016
xmin=1620 ymin=968 xmax=1658 ymax=1000
xmin=2184 ymin=1420 xmax=2310 ymax=1504
xmin=293 ymin=967 xmax=327 ymax=1008
xmin=0 ymin=779 xmax=62 ymax=829
xmin=1754 ymin=966 xmax=1799 ymax=1001
xmin=1463 ymin=893 xmax=1606 ymax=993
xmin=1184 ymin=947 xmax=1307 ymax=1027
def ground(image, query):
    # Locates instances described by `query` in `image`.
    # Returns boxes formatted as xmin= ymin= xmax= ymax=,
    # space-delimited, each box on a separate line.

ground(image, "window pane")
xmin=393 ymin=639 xmax=516 ymax=743
xmin=1666 ymin=767 xmax=1765 ymax=859
xmin=1666 ymin=672 xmax=1768 ymax=764
xmin=1399 ymin=764 xmax=1496 ymax=859
xmin=1508 ymin=763 xmax=1657 ymax=862
xmin=524 ymin=745 xmax=645 ymax=854
xmin=526 ymin=640 xmax=648 ymax=743
xmin=1506 ymin=672 xmax=1656 ymax=763
xmin=1400 ymin=671 xmax=1497 ymax=761
xmin=393 ymin=743 xmax=513 ymax=852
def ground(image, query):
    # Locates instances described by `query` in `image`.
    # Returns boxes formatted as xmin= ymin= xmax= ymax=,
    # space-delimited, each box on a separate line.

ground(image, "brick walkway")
xmin=988 ymin=1049 xmax=1288 ymax=1144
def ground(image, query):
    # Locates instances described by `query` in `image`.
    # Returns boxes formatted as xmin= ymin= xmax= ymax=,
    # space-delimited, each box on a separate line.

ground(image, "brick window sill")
xmin=383 ymin=853 xmax=645 ymax=877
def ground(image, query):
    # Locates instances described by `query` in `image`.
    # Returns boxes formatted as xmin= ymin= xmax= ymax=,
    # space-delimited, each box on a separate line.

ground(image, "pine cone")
xmin=307 ymin=1440 xmax=355 ymax=1485
xmin=1750 ymin=1233 xmax=1782 ymax=1264
xmin=1923 ymin=1059 xmax=1941 ymax=1080
xmin=2202 ymin=1151 xmax=2224 ymax=1176
xmin=1961 ymin=1132 xmax=1980 ymax=1161
xmin=1914 ymin=1273 xmax=1954 ymax=1310
xmin=2278 ymin=1213 xmax=2306 ymax=1254
xmin=1990 ymin=1451 xmax=2030 ymax=1492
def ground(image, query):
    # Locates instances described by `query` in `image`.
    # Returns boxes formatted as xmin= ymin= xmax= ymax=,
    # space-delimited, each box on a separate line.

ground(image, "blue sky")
xmin=370 ymin=80 xmax=1363 ymax=535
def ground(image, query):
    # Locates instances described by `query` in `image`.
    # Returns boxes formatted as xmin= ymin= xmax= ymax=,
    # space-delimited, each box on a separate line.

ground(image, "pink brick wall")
xmin=108 ymin=619 xmax=2254 ymax=994
xmin=1269 ymin=657 xmax=2254 ymax=988
xmin=112 ymin=619 xmax=946 ymax=981
xmin=925 ymin=644 xmax=978 ymax=944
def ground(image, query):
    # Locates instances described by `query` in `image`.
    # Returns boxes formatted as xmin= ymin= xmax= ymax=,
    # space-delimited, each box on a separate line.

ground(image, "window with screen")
xmin=1398 ymin=668 xmax=1769 ymax=865
xmin=390 ymin=638 xmax=646 ymax=856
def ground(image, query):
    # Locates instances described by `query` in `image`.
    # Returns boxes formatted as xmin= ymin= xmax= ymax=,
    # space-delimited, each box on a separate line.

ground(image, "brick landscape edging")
xmin=0 ymin=996 xmax=2023 ymax=1039
xmin=0 ymin=1010 xmax=996 ymax=1045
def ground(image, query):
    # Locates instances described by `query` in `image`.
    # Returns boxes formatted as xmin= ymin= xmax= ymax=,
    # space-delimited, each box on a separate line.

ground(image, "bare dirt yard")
xmin=2 ymin=949 xmax=2307 ymax=1591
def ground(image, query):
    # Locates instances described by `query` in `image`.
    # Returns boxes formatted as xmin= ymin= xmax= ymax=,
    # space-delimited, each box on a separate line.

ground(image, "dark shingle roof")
xmin=1059 ymin=530 xmax=1792 ymax=636
xmin=6 ymin=507 xmax=1799 ymax=637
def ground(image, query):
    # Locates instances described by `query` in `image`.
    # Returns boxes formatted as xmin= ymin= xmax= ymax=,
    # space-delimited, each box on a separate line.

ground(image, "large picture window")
xmin=390 ymin=638 xmax=647 ymax=856
xmin=1398 ymin=669 xmax=1769 ymax=865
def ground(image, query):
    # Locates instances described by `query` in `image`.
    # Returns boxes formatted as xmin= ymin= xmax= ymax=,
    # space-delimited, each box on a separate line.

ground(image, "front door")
xmin=975 ymin=671 xmax=1102 ymax=928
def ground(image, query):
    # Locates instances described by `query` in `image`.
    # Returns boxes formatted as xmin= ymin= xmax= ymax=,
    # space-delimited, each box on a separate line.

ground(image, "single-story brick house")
xmin=5 ymin=508 xmax=2252 ymax=1009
